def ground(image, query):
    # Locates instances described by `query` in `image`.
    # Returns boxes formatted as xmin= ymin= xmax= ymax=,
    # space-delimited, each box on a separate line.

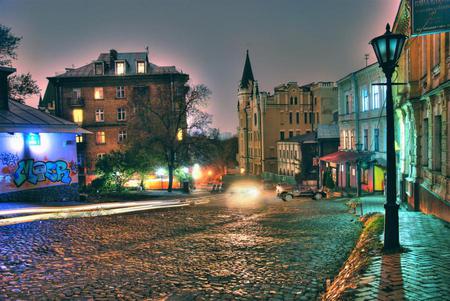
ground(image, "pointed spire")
xmin=240 ymin=50 xmax=255 ymax=89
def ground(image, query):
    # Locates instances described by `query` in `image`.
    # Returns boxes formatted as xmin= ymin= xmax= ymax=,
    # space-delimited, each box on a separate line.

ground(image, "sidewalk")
xmin=352 ymin=196 xmax=450 ymax=301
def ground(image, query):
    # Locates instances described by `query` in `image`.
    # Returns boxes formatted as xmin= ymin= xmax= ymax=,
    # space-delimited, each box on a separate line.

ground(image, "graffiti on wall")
xmin=0 ymin=152 xmax=20 ymax=167
xmin=13 ymin=159 xmax=73 ymax=187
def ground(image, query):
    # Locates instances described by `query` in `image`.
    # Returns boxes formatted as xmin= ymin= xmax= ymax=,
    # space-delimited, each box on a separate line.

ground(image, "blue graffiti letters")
xmin=13 ymin=159 xmax=73 ymax=187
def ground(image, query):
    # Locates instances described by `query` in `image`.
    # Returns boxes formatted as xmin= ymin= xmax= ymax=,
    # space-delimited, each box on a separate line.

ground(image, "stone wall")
xmin=0 ymin=183 xmax=79 ymax=203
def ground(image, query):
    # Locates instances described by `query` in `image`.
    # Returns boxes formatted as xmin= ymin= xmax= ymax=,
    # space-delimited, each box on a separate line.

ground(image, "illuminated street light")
xmin=370 ymin=23 xmax=407 ymax=251
xmin=192 ymin=164 xmax=202 ymax=180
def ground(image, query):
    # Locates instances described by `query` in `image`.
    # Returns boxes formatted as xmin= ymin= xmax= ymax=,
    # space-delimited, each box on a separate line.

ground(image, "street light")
xmin=370 ymin=23 xmax=407 ymax=251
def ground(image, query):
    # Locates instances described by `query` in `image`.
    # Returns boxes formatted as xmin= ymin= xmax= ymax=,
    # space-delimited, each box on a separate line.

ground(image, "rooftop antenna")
xmin=364 ymin=54 xmax=369 ymax=67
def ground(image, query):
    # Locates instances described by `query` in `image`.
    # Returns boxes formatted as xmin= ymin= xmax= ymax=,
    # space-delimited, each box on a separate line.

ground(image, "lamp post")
xmin=370 ymin=23 xmax=407 ymax=251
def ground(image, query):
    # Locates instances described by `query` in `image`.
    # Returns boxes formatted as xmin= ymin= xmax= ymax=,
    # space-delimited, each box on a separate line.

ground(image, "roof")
xmin=0 ymin=101 xmax=89 ymax=133
xmin=279 ymin=131 xmax=317 ymax=143
xmin=240 ymin=50 xmax=255 ymax=89
xmin=51 ymin=50 xmax=182 ymax=78
xmin=317 ymin=124 xmax=339 ymax=139
xmin=320 ymin=150 xmax=372 ymax=163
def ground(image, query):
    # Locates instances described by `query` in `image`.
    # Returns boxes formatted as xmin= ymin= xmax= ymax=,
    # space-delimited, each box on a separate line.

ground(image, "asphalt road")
xmin=0 ymin=192 xmax=361 ymax=300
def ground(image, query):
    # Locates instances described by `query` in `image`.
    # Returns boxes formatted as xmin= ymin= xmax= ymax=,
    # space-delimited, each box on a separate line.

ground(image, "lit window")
xmin=94 ymin=62 xmax=104 ymax=75
xmin=118 ymin=130 xmax=127 ymax=143
xmin=94 ymin=87 xmax=103 ymax=100
xmin=116 ymin=61 xmax=125 ymax=75
xmin=96 ymin=131 xmax=106 ymax=144
xmin=177 ymin=129 xmax=183 ymax=141
xmin=137 ymin=61 xmax=146 ymax=74
xmin=95 ymin=109 xmax=104 ymax=122
xmin=97 ymin=153 xmax=106 ymax=160
xmin=76 ymin=134 xmax=84 ymax=143
xmin=117 ymin=108 xmax=126 ymax=121
xmin=73 ymin=109 xmax=83 ymax=123
xmin=116 ymin=86 xmax=125 ymax=98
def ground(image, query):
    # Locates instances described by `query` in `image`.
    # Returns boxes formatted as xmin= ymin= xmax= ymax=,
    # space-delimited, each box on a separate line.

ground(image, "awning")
xmin=320 ymin=150 xmax=372 ymax=164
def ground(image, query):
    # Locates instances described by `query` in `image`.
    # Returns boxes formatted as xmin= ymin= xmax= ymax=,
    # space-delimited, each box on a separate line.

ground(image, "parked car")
xmin=276 ymin=183 xmax=326 ymax=201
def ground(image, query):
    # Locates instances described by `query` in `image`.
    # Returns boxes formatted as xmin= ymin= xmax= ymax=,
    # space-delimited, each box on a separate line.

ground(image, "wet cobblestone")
xmin=0 ymin=197 xmax=361 ymax=300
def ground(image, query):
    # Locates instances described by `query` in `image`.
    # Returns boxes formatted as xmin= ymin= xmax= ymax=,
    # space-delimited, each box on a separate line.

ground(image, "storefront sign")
xmin=411 ymin=0 xmax=450 ymax=36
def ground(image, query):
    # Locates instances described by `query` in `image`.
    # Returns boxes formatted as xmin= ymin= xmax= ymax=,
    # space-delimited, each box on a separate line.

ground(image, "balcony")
xmin=69 ymin=97 xmax=85 ymax=107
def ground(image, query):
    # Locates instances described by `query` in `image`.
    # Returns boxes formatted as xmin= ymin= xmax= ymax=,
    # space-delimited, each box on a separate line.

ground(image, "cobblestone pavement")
xmin=0 ymin=194 xmax=361 ymax=300
xmin=353 ymin=196 xmax=450 ymax=301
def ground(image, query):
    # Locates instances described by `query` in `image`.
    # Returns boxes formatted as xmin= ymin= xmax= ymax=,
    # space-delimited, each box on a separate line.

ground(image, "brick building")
xmin=237 ymin=51 xmax=338 ymax=176
xmin=392 ymin=1 xmax=450 ymax=221
xmin=41 ymin=49 xmax=189 ymax=185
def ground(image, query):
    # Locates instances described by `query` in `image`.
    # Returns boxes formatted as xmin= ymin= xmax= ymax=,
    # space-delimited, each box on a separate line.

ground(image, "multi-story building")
xmin=330 ymin=63 xmax=387 ymax=193
xmin=237 ymin=51 xmax=338 ymax=176
xmin=40 ymin=49 xmax=189 ymax=185
xmin=392 ymin=0 xmax=449 ymax=221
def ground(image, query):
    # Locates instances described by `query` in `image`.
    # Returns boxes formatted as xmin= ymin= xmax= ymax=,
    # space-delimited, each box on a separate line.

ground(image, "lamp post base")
xmin=384 ymin=202 xmax=400 ymax=251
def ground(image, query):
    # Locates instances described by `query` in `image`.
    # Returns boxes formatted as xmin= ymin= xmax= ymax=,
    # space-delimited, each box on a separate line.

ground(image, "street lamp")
xmin=370 ymin=23 xmax=407 ymax=251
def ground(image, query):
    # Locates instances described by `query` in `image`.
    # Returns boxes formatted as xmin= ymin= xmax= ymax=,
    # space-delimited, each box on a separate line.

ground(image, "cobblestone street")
xmin=0 ymin=195 xmax=361 ymax=300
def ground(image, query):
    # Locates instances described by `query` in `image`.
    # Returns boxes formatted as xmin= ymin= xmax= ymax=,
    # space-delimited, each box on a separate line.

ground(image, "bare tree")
xmin=128 ymin=83 xmax=212 ymax=192
xmin=0 ymin=24 xmax=40 ymax=103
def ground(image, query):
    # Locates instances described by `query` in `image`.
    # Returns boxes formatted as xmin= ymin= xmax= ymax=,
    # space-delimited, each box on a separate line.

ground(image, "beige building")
xmin=237 ymin=51 xmax=338 ymax=176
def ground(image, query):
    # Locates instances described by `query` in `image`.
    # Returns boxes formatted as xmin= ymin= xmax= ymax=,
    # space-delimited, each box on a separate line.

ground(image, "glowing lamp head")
xmin=156 ymin=168 xmax=165 ymax=177
xmin=240 ymin=168 xmax=245 ymax=174
xmin=27 ymin=133 xmax=41 ymax=146
xmin=370 ymin=23 xmax=407 ymax=76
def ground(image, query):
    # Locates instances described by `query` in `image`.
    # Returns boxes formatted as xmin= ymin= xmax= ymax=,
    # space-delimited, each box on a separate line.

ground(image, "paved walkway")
xmin=352 ymin=196 xmax=450 ymax=301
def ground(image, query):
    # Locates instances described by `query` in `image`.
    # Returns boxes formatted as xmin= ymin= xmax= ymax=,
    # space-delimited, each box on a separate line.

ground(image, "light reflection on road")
xmin=0 ymin=196 xmax=216 ymax=227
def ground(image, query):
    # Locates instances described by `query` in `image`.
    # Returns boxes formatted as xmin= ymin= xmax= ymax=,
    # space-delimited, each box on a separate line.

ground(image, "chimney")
xmin=109 ymin=49 xmax=118 ymax=71
xmin=0 ymin=66 xmax=16 ymax=111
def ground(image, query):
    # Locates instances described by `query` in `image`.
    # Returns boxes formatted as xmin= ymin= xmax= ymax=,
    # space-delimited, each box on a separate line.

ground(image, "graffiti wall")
xmin=0 ymin=132 xmax=78 ymax=193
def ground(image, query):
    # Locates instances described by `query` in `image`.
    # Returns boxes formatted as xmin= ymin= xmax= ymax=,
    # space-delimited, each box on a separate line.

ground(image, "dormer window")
xmin=115 ymin=61 xmax=125 ymax=75
xmin=137 ymin=61 xmax=146 ymax=74
xmin=94 ymin=62 xmax=104 ymax=75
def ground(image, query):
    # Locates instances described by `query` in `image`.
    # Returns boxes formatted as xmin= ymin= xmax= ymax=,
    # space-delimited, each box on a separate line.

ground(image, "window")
xmin=421 ymin=36 xmax=427 ymax=76
xmin=310 ymin=112 xmax=314 ymax=124
xmin=433 ymin=34 xmax=440 ymax=66
xmin=280 ymin=131 xmax=285 ymax=140
xmin=345 ymin=95 xmax=350 ymax=114
xmin=296 ymin=112 xmax=299 ymax=124
xmin=344 ymin=131 xmax=349 ymax=149
xmin=350 ymin=130 xmax=355 ymax=149
xmin=97 ymin=153 xmax=106 ymax=160
xmin=118 ymin=130 xmax=127 ymax=143
xmin=289 ymin=131 xmax=293 ymax=138
xmin=117 ymin=108 xmax=126 ymax=121
xmin=363 ymin=129 xmax=369 ymax=151
xmin=137 ymin=61 xmax=146 ymax=74
xmin=116 ymin=86 xmax=125 ymax=98
xmin=422 ymin=118 xmax=429 ymax=166
xmin=316 ymin=113 xmax=319 ymax=124
xmin=361 ymin=88 xmax=369 ymax=111
xmin=304 ymin=112 xmax=308 ymax=124
xmin=372 ymin=86 xmax=380 ymax=109
xmin=94 ymin=87 xmax=103 ymax=100
xmin=95 ymin=109 xmax=104 ymax=122
xmin=94 ymin=62 xmax=104 ymax=75
xmin=96 ymin=131 xmax=106 ymax=144
xmin=294 ymin=97 xmax=298 ymax=105
xmin=76 ymin=134 xmax=83 ymax=143
xmin=73 ymin=88 xmax=81 ymax=100
xmin=433 ymin=115 xmax=442 ymax=171
xmin=115 ymin=61 xmax=125 ymax=75
xmin=374 ymin=128 xmax=379 ymax=151
xmin=289 ymin=112 xmax=293 ymax=124
xmin=254 ymin=113 xmax=257 ymax=126
xmin=290 ymin=97 xmax=294 ymax=105
xmin=73 ymin=109 xmax=83 ymax=123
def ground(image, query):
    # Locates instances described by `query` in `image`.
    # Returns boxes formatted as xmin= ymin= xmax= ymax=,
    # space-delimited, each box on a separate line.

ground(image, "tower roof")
xmin=240 ymin=50 xmax=254 ymax=89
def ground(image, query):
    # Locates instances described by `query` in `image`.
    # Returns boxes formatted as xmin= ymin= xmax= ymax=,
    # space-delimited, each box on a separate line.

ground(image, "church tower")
xmin=237 ymin=50 xmax=255 ymax=175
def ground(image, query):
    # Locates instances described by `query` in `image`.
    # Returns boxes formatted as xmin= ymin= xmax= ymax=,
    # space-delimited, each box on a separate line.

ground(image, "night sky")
xmin=0 ymin=0 xmax=400 ymax=133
